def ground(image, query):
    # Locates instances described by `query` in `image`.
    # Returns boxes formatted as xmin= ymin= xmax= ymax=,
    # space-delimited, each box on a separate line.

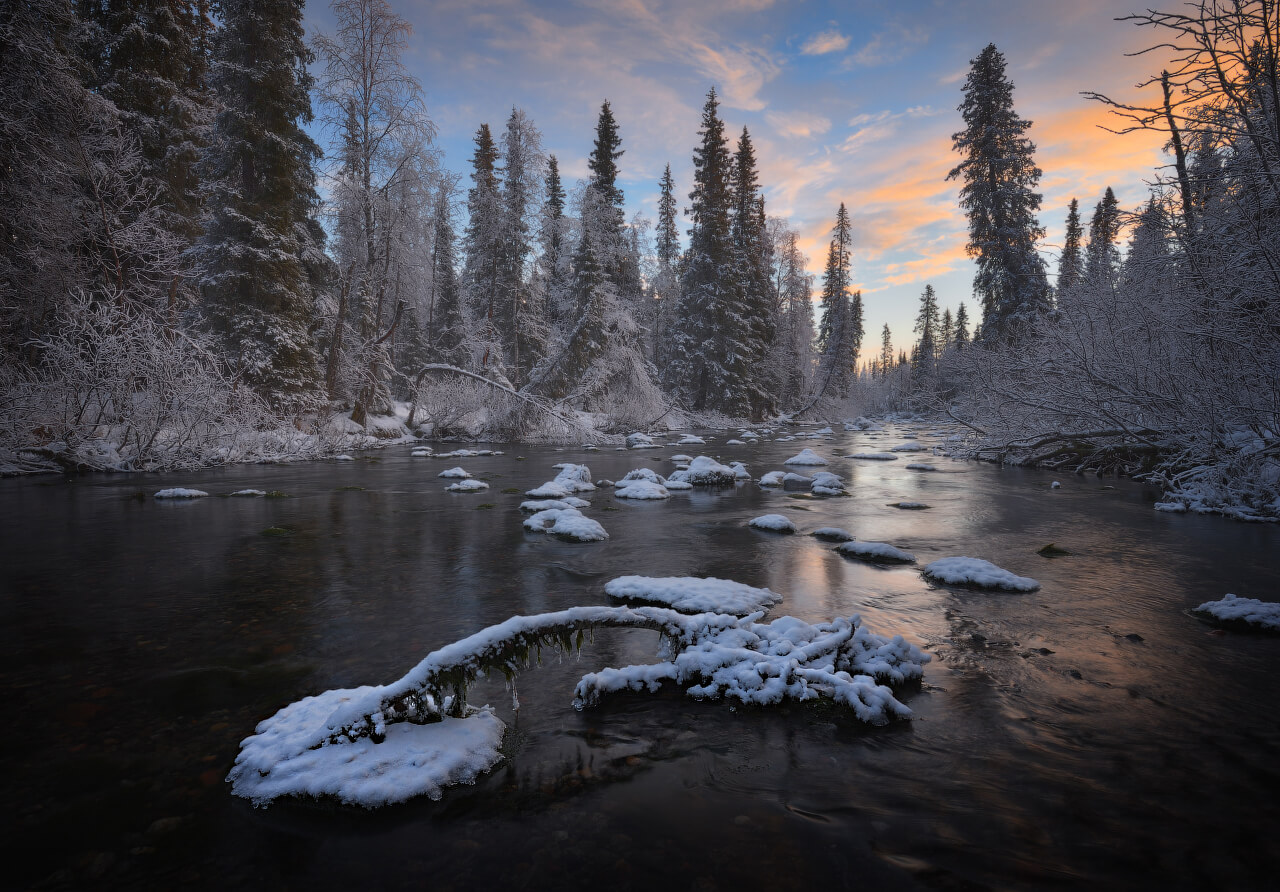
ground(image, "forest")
xmin=1 ymin=0 xmax=1276 ymax=520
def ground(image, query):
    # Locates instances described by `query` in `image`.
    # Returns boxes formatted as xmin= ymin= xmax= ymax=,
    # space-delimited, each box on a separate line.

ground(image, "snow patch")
xmin=154 ymin=488 xmax=208 ymax=499
xmin=835 ymin=541 xmax=915 ymax=563
xmin=811 ymin=527 xmax=854 ymax=542
xmin=446 ymin=479 xmax=489 ymax=493
xmin=922 ymin=557 xmax=1040 ymax=591
xmin=784 ymin=448 xmax=829 ymax=466
xmin=666 ymin=456 xmax=737 ymax=487
xmin=614 ymin=480 xmax=671 ymax=500
xmin=522 ymin=507 xmax=609 ymax=542
xmin=750 ymin=513 xmax=797 ymax=533
xmin=604 ymin=576 xmax=780 ymax=615
xmin=848 ymin=453 xmax=899 ymax=461
xmin=1193 ymin=594 xmax=1280 ymax=631
xmin=437 ymin=466 xmax=471 ymax=479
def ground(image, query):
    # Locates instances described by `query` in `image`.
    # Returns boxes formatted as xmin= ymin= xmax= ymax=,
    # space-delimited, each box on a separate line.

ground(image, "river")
xmin=2 ymin=422 xmax=1277 ymax=890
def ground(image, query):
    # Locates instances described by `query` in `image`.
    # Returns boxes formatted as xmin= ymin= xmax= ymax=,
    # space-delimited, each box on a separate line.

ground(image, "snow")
xmin=154 ymin=488 xmax=208 ymax=499
xmin=676 ymin=435 xmax=706 ymax=445
xmin=725 ymin=439 xmax=745 ymax=446
xmin=750 ymin=513 xmax=797 ymax=533
xmin=227 ymin=688 xmax=505 ymax=807
xmin=811 ymin=527 xmax=854 ymax=542
xmin=522 ymin=507 xmax=609 ymax=541
xmin=1154 ymin=501 xmax=1188 ymax=513
xmin=670 ymin=454 xmax=694 ymax=463
xmin=845 ymin=417 xmax=882 ymax=431
xmin=1194 ymin=594 xmax=1280 ymax=631
xmin=810 ymin=471 xmax=846 ymax=496
xmin=604 ymin=576 xmax=781 ymax=615
xmin=848 ymin=453 xmax=899 ymax=461
xmin=519 ymin=498 xmax=589 ymax=513
xmin=437 ymin=466 xmax=471 ymax=478
xmin=527 ymin=463 xmax=596 ymax=498
xmin=890 ymin=444 xmax=927 ymax=453
xmin=815 ymin=427 xmax=834 ymax=435
xmin=1051 ymin=481 xmax=1061 ymax=489
xmin=782 ymin=472 xmax=813 ymax=485
xmin=410 ymin=448 xmax=432 ymax=457
xmin=835 ymin=541 xmax=916 ymax=563
xmin=574 ymin=608 xmax=930 ymax=724
xmin=335 ymin=454 xmax=354 ymax=461
xmin=665 ymin=455 xmax=737 ymax=486
xmin=435 ymin=449 xmax=481 ymax=458
xmin=922 ymin=557 xmax=1040 ymax=591
xmin=229 ymin=489 xmax=266 ymax=497
xmin=615 ymin=467 xmax=664 ymax=486
xmin=905 ymin=463 xmax=937 ymax=471
xmin=728 ymin=461 xmax=752 ymax=480
xmin=784 ymin=448 xmax=829 ymax=466
xmin=626 ymin=433 xmax=661 ymax=449
xmin=614 ymin=480 xmax=671 ymax=500
xmin=758 ymin=471 xmax=786 ymax=487
xmin=446 ymin=479 xmax=489 ymax=493
xmin=663 ymin=478 xmax=693 ymax=490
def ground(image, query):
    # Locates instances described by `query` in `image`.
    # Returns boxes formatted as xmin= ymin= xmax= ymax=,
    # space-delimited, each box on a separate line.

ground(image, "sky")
xmin=304 ymin=0 xmax=1176 ymax=353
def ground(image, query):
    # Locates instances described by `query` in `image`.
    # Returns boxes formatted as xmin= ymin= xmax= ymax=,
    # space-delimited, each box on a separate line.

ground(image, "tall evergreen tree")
xmin=809 ymin=203 xmax=861 ymax=408
xmin=941 ymin=307 xmax=954 ymax=351
xmin=194 ymin=0 xmax=328 ymax=412
xmin=538 ymin=155 xmax=572 ymax=327
xmin=663 ymin=88 xmax=740 ymax=414
xmin=497 ymin=107 xmax=544 ymax=386
xmin=463 ymin=123 xmax=503 ymax=373
xmin=731 ymin=126 xmax=775 ymax=418
xmin=427 ymin=185 xmax=468 ymax=368
xmin=1057 ymin=198 xmax=1085 ymax=300
xmin=953 ymin=301 xmax=971 ymax=350
xmin=947 ymin=43 xmax=1049 ymax=341
xmin=912 ymin=284 xmax=941 ymax=377
xmin=656 ymin=164 xmax=680 ymax=267
xmin=1083 ymin=186 xmax=1121 ymax=290
xmin=880 ymin=324 xmax=894 ymax=376
xmin=587 ymin=100 xmax=624 ymax=213
xmin=77 ymin=0 xmax=211 ymax=247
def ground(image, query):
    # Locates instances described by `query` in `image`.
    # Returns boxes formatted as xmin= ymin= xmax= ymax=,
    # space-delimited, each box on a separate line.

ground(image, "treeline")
xmin=874 ymin=4 xmax=1278 ymax=518
xmin=2 ymin=0 xmax=868 ymax=473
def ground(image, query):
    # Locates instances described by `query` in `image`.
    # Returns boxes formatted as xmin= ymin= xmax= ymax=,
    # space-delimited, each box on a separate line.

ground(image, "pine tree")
xmin=538 ymin=155 xmax=572 ymax=327
xmin=1083 ymin=186 xmax=1121 ymax=290
xmin=947 ymin=43 xmax=1049 ymax=342
xmin=769 ymin=228 xmax=814 ymax=410
xmin=587 ymin=100 xmax=624 ymax=214
xmin=194 ymin=0 xmax=327 ymax=412
xmin=651 ymin=163 xmax=681 ymax=366
xmin=428 ymin=186 xmax=468 ymax=368
xmin=497 ymin=107 xmax=544 ymax=386
xmin=880 ymin=324 xmax=894 ymax=376
xmin=731 ymin=126 xmax=775 ymax=418
xmin=663 ymin=88 xmax=739 ymax=414
xmin=463 ymin=123 xmax=503 ymax=374
xmin=953 ymin=301 xmax=971 ymax=350
xmin=656 ymin=164 xmax=680 ymax=267
xmin=809 ymin=203 xmax=861 ymax=408
xmin=1057 ymin=198 xmax=1084 ymax=301
xmin=912 ymin=284 xmax=941 ymax=377
xmin=77 ymin=0 xmax=211 ymax=247
xmin=941 ymin=307 xmax=954 ymax=350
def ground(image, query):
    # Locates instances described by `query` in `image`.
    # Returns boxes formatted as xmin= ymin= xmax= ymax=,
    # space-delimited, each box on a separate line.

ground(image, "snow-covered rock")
xmin=604 ymin=576 xmax=781 ymax=615
xmin=335 ymin=455 xmax=354 ymax=462
xmin=815 ymin=427 xmax=834 ymax=435
xmin=670 ymin=454 xmax=694 ymax=463
xmin=676 ymin=435 xmax=706 ymax=445
xmin=614 ymin=480 xmax=671 ymax=500
xmin=446 ymin=479 xmax=489 ymax=493
xmin=519 ymin=498 xmax=589 ymax=513
xmin=615 ymin=467 xmax=664 ymax=486
xmin=663 ymin=478 xmax=693 ymax=490
xmin=1193 ymin=594 xmax=1280 ymax=631
xmin=810 ymin=471 xmax=846 ymax=496
xmin=890 ymin=443 xmax=927 ymax=453
xmin=905 ymin=463 xmax=937 ymax=471
xmin=626 ymin=433 xmax=660 ymax=449
xmin=835 ymin=541 xmax=916 ymax=563
xmin=725 ymin=439 xmax=746 ymax=446
xmin=438 ymin=466 xmax=471 ymax=479
xmin=729 ymin=461 xmax=752 ymax=480
xmin=523 ymin=507 xmax=609 ymax=542
xmin=750 ymin=513 xmax=797 ymax=533
xmin=154 ymin=488 xmax=209 ymax=499
xmin=527 ymin=463 xmax=596 ymax=498
xmin=229 ymin=489 xmax=266 ymax=497
xmin=758 ymin=470 xmax=786 ymax=487
xmin=922 ymin=557 xmax=1040 ymax=591
xmin=410 ymin=448 xmax=432 ymax=457
xmin=888 ymin=501 xmax=931 ymax=510
xmin=782 ymin=471 xmax=813 ymax=486
xmin=811 ymin=527 xmax=854 ymax=542
xmin=228 ymin=689 xmax=505 ymax=807
xmin=848 ymin=453 xmax=899 ymax=461
xmin=666 ymin=456 xmax=737 ymax=486
xmin=784 ymin=448 xmax=829 ymax=466
xmin=844 ymin=417 xmax=882 ymax=431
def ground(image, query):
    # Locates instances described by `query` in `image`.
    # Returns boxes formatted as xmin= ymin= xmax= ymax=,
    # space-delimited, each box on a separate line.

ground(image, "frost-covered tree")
xmin=1082 ymin=186 xmax=1121 ymax=292
xmin=767 ymin=226 xmax=815 ymax=411
xmin=537 ymin=155 xmax=573 ymax=328
xmin=953 ymin=301 xmax=971 ymax=350
xmin=497 ymin=107 xmax=545 ymax=387
xmin=880 ymin=324 xmax=894 ymax=376
xmin=651 ymin=163 xmax=682 ymax=365
xmin=948 ymin=43 xmax=1050 ymax=342
xmin=730 ymin=127 xmax=776 ymax=418
xmin=808 ymin=203 xmax=862 ymax=411
xmin=194 ymin=0 xmax=328 ymax=413
xmin=663 ymin=88 xmax=741 ymax=414
xmin=1056 ymin=198 xmax=1085 ymax=302
xmin=940 ymin=307 xmax=955 ymax=351
xmin=463 ymin=123 xmax=504 ymax=375
xmin=426 ymin=183 xmax=469 ymax=368
xmin=314 ymin=0 xmax=437 ymax=420
xmin=912 ymin=284 xmax=941 ymax=378
xmin=587 ymin=100 xmax=624 ymax=217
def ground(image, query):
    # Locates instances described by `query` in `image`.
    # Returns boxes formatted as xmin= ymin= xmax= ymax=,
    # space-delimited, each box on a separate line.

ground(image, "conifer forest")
xmin=1 ymin=0 xmax=1277 ymax=519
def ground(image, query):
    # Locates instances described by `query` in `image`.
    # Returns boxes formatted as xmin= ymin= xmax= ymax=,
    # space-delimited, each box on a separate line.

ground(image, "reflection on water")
xmin=2 ymin=425 xmax=1278 ymax=890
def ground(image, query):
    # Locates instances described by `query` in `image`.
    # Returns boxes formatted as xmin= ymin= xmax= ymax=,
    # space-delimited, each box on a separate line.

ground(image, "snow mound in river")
xmin=1194 ymin=594 xmax=1280 ymax=631
xmin=923 ymin=557 xmax=1040 ymax=591
xmin=604 ymin=575 xmax=780 ymax=615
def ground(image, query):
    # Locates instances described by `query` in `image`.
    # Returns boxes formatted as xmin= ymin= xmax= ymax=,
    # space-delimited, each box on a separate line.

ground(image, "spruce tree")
xmin=587 ymin=100 xmax=624 ymax=213
xmin=953 ymin=301 xmax=971 ymax=350
xmin=1083 ymin=186 xmax=1121 ymax=290
xmin=428 ymin=187 xmax=468 ymax=368
xmin=1057 ymin=198 xmax=1085 ymax=300
xmin=539 ymin=155 xmax=572 ymax=327
xmin=947 ymin=43 xmax=1049 ymax=341
xmin=809 ymin=203 xmax=861 ymax=407
xmin=941 ymin=307 xmax=954 ymax=350
xmin=651 ymin=163 xmax=681 ymax=367
xmin=194 ymin=0 xmax=327 ymax=412
xmin=656 ymin=164 xmax=680 ymax=267
xmin=912 ymin=284 xmax=941 ymax=377
xmin=463 ymin=123 xmax=503 ymax=373
xmin=880 ymin=324 xmax=894 ymax=376
xmin=731 ymin=127 xmax=775 ymax=418
xmin=663 ymin=88 xmax=738 ymax=413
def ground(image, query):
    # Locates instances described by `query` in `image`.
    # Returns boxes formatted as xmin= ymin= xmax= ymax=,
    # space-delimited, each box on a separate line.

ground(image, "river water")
xmin=2 ymin=423 xmax=1277 ymax=890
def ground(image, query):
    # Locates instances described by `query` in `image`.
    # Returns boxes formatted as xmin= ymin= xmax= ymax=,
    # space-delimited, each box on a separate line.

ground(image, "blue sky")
xmin=305 ymin=0 xmax=1174 ymax=352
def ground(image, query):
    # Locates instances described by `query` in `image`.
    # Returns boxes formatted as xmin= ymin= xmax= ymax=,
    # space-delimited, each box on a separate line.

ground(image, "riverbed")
xmin=2 ymin=422 xmax=1277 ymax=889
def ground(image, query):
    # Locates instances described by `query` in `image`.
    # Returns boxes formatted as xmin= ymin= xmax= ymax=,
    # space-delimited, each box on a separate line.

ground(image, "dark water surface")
xmin=2 ymin=425 xmax=1278 ymax=890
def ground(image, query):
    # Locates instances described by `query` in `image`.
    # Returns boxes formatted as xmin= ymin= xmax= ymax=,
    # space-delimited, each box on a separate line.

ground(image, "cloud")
xmin=849 ymin=23 xmax=928 ymax=67
xmin=801 ymin=26 xmax=851 ymax=56
xmin=764 ymin=110 xmax=832 ymax=139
